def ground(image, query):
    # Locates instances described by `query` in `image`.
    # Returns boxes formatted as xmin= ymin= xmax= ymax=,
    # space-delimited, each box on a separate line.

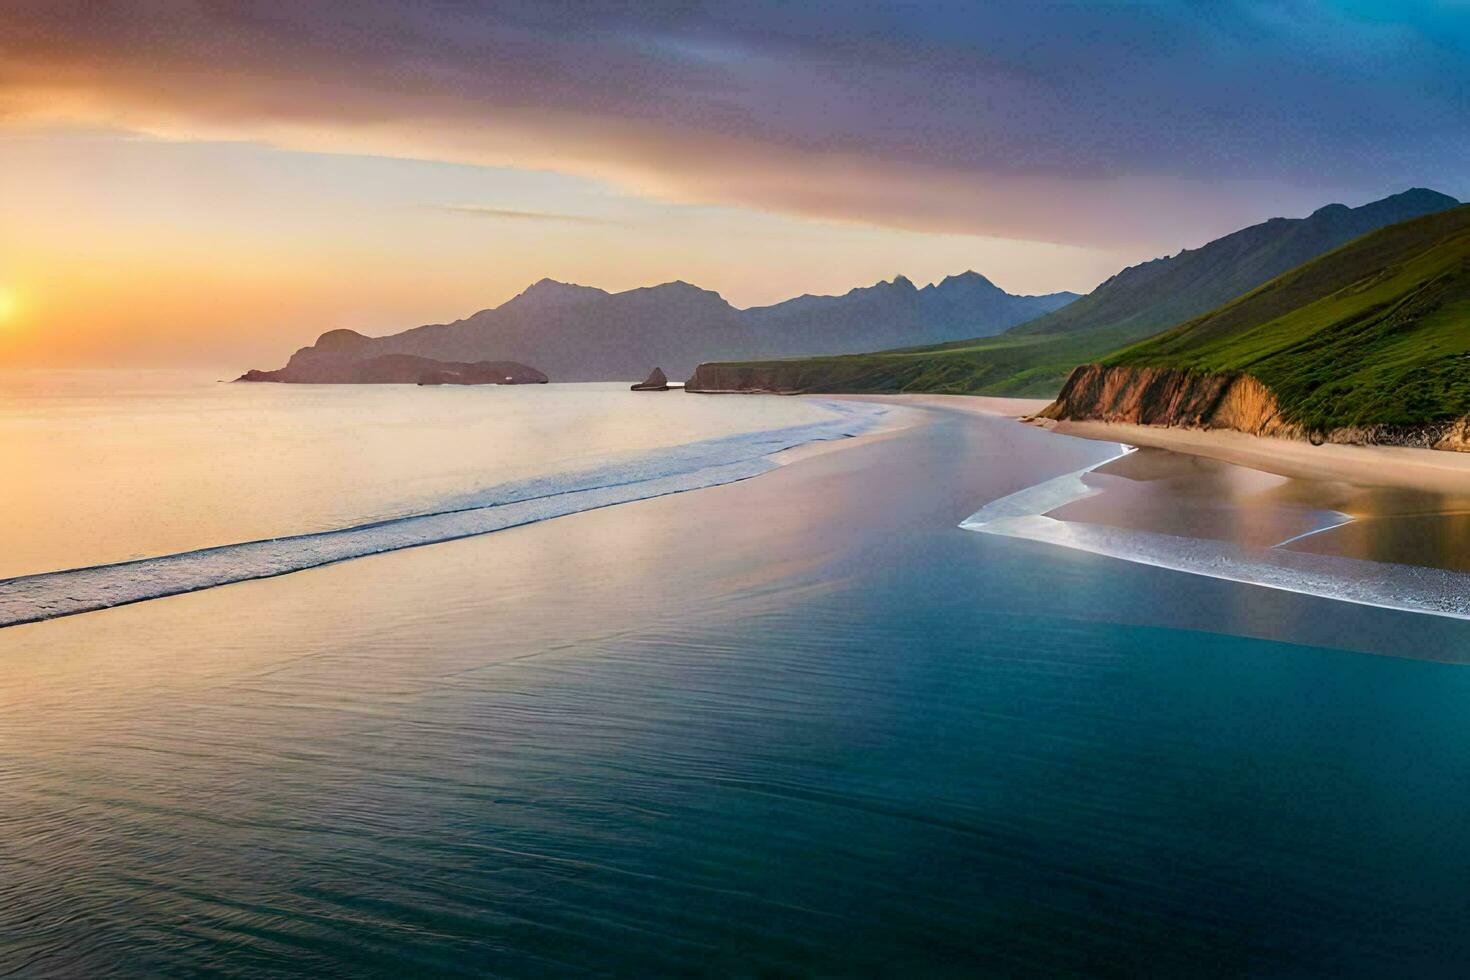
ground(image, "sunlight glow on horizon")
xmin=0 ymin=286 xmax=18 ymax=328
xmin=0 ymin=126 xmax=1136 ymax=368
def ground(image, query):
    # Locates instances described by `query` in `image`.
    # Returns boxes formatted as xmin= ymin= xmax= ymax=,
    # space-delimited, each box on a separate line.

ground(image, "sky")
xmin=1 ymin=0 xmax=1467 ymax=367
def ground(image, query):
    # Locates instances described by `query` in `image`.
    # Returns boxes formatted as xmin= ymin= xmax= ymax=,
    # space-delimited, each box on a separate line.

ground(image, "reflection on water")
xmin=1052 ymin=448 xmax=1470 ymax=573
xmin=1292 ymin=499 xmax=1470 ymax=573
xmin=0 ymin=371 xmax=838 ymax=579
xmin=962 ymin=445 xmax=1470 ymax=621
xmin=1052 ymin=451 xmax=1336 ymax=548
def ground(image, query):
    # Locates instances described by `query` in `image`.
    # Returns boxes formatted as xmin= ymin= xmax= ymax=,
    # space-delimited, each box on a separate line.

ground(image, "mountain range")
xmin=687 ymin=188 xmax=1462 ymax=397
xmin=243 ymin=272 xmax=1078 ymax=383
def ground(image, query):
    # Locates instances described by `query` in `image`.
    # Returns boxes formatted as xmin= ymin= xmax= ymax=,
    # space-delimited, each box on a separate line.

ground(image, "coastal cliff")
xmin=1040 ymin=364 xmax=1470 ymax=452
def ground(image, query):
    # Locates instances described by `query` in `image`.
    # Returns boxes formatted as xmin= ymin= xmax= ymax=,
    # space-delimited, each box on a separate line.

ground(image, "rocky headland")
xmin=237 ymin=340 xmax=547 ymax=386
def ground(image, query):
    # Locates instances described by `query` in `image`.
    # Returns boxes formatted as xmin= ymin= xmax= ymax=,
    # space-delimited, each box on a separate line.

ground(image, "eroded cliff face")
xmin=1040 ymin=364 xmax=1470 ymax=452
xmin=1038 ymin=365 xmax=1298 ymax=437
xmin=1433 ymin=418 xmax=1470 ymax=452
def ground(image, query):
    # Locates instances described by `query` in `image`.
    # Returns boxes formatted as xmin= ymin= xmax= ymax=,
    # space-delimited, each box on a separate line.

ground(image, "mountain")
xmin=741 ymin=272 xmax=1076 ymax=353
xmin=242 ymin=274 xmax=1078 ymax=383
xmin=1013 ymin=187 xmax=1461 ymax=340
xmin=687 ymin=189 xmax=1462 ymax=397
xmin=1042 ymin=203 xmax=1470 ymax=448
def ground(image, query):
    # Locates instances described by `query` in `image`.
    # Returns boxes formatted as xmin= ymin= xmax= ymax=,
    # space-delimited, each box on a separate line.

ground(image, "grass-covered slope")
xmin=688 ymin=189 xmax=1461 ymax=397
xmin=1012 ymin=187 xmax=1460 ymax=339
xmin=1104 ymin=204 xmax=1470 ymax=431
xmin=686 ymin=326 xmax=1135 ymax=395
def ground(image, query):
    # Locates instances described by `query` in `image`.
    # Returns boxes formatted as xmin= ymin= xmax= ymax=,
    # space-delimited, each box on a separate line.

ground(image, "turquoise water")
xmin=4 ymin=391 xmax=1470 ymax=975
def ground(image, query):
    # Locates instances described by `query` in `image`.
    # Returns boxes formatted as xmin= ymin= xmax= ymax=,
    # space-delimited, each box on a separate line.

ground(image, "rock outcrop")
xmin=1038 ymin=364 xmax=1296 ymax=436
xmin=630 ymin=367 xmax=669 ymax=391
xmin=236 ymin=352 xmax=548 ymax=385
xmin=1040 ymin=363 xmax=1470 ymax=452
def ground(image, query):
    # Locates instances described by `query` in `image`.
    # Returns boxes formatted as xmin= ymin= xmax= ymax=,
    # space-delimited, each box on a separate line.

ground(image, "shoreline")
xmin=770 ymin=393 xmax=1040 ymax=466
xmin=800 ymin=391 xmax=1470 ymax=497
xmin=818 ymin=393 xmax=1470 ymax=622
xmin=0 ymin=397 xmax=889 ymax=630
xmin=769 ymin=398 xmax=929 ymax=465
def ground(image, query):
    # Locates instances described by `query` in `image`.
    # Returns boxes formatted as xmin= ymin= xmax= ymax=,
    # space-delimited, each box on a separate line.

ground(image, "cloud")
xmin=420 ymin=205 xmax=625 ymax=227
xmin=3 ymin=1 xmax=1467 ymax=249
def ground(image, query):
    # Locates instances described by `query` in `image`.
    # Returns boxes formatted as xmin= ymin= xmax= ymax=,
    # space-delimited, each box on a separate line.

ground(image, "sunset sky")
xmin=2 ymin=1 xmax=1467 ymax=367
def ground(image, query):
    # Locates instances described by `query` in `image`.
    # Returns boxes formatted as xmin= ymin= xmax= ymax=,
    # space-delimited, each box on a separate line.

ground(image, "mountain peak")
xmin=1382 ymin=187 xmax=1459 ymax=208
xmin=1341 ymin=187 xmax=1461 ymax=225
xmin=647 ymin=280 xmax=718 ymax=296
xmin=312 ymin=328 xmax=372 ymax=351
xmin=523 ymin=277 xmax=599 ymax=296
xmin=502 ymin=278 xmax=608 ymax=311
xmin=624 ymin=280 xmax=730 ymax=306
xmin=937 ymin=270 xmax=1000 ymax=291
xmin=1304 ymin=189 xmax=1457 ymax=225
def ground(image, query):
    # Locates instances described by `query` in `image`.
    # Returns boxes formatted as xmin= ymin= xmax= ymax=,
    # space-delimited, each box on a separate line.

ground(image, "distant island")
xmin=236 ymin=349 xmax=547 ymax=385
xmin=238 ymin=271 xmax=1078 ymax=384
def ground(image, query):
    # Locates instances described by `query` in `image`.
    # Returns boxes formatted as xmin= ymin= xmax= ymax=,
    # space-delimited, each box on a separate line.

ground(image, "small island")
xmin=236 ymin=344 xmax=547 ymax=386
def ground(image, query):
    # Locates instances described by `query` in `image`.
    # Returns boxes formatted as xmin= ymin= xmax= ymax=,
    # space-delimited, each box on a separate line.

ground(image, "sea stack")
xmin=631 ymin=367 xmax=670 ymax=391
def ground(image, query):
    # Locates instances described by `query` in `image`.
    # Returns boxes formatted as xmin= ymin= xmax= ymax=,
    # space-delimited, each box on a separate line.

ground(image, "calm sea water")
xmin=4 ymin=375 xmax=1470 ymax=976
xmin=0 ymin=371 xmax=848 ymax=581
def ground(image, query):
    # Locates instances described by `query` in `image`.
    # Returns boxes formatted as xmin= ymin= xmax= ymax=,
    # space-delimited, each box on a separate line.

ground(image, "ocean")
xmin=4 ymin=373 xmax=1470 ymax=976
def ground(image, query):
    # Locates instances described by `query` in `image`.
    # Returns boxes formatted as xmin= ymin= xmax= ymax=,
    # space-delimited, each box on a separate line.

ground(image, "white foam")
xmin=0 ymin=400 xmax=887 ymax=628
xmin=961 ymin=452 xmax=1470 ymax=621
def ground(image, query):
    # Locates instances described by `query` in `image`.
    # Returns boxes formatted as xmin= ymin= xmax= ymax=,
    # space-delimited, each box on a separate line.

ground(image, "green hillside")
xmin=687 ymin=325 xmax=1137 ymax=396
xmin=1107 ymin=205 xmax=1470 ymax=430
xmin=1011 ymin=187 xmax=1459 ymax=339
xmin=689 ymin=189 xmax=1461 ymax=397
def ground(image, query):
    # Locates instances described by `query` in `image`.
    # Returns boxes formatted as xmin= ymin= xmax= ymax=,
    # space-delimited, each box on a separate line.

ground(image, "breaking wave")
xmin=0 ymin=400 xmax=887 ymax=628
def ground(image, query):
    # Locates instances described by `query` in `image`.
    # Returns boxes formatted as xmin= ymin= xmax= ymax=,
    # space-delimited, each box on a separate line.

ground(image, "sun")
xmin=0 ymin=287 xmax=16 ymax=326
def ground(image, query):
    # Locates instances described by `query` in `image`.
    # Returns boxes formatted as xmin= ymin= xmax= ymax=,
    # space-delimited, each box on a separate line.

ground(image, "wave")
xmin=961 ymin=450 xmax=1470 ymax=621
xmin=0 ymin=400 xmax=887 ymax=629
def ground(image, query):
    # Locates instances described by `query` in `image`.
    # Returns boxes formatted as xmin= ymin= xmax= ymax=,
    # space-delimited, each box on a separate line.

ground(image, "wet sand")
xmin=1050 ymin=447 xmax=1470 ymax=574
